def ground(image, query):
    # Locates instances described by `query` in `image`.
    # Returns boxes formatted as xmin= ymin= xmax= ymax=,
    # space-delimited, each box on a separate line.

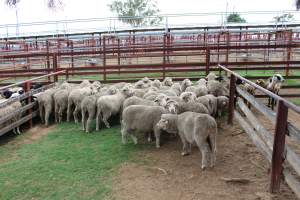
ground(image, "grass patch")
xmin=291 ymin=99 xmax=300 ymax=106
xmin=0 ymin=123 xmax=148 ymax=200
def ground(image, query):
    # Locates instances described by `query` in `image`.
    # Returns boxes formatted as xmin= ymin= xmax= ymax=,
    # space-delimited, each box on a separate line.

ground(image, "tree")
xmin=108 ymin=0 xmax=162 ymax=27
xmin=5 ymin=0 xmax=63 ymax=9
xmin=274 ymin=14 xmax=294 ymax=23
xmin=226 ymin=13 xmax=246 ymax=23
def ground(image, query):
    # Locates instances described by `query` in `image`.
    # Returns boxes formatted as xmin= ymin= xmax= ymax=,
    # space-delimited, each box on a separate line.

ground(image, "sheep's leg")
xmin=17 ymin=126 xmax=21 ymax=135
xmin=121 ymin=128 xmax=129 ymax=144
xmin=96 ymin=110 xmax=101 ymax=131
xmin=73 ymin=106 xmax=80 ymax=123
xmin=178 ymin=132 xmax=189 ymax=156
xmin=154 ymin=127 xmax=161 ymax=148
xmin=58 ymin=107 xmax=63 ymax=123
xmin=147 ymin=132 xmax=152 ymax=142
xmin=67 ymin=102 xmax=72 ymax=122
xmin=81 ymin=110 xmax=86 ymax=131
xmin=130 ymin=134 xmax=138 ymax=145
xmin=86 ymin=109 xmax=96 ymax=133
xmin=271 ymin=98 xmax=275 ymax=110
xmin=39 ymin=104 xmax=45 ymax=124
xmin=54 ymin=103 xmax=58 ymax=123
xmin=102 ymin=113 xmax=111 ymax=128
xmin=45 ymin=109 xmax=51 ymax=127
xmin=195 ymin=139 xmax=210 ymax=170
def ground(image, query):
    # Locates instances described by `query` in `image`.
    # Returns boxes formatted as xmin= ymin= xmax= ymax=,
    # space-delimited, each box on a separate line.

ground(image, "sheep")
xmin=170 ymin=82 xmax=182 ymax=96
xmin=113 ymin=82 xmax=128 ymax=89
xmin=236 ymin=78 xmax=256 ymax=108
xmin=156 ymin=112 xmax=217 ymax=169
xmin=53 ymin=89 xmax=70 ymax=123
xmin=162 ymin=77 xmax=173 ymax=87
xmin=164 ymin=100 xmax=209 ymax=115
xmin=206 ymin=72 xmax=217 ymax=81
xmin=196 ymin=95 xmax=229 ymax=117
xmin=37 ymin=88 xmax=57 ymax=126
xmin=207 ymin=79 xmax=229 ymax=96
xmin=0 ymin=101 xmax=22 ymax=135
xmin=185 ymin=84 xmax=208 ymax=97
xmin=81 ymin=87 xmax=118 ymax=133
xmin=79 ymin=80 xmax=91 ymax=87
xmin=96 ymin=85 xmax=133 ymax=130
xmin=151 ymin=79 xmax=162 ymax=89
xmin=180 ymin=78 xmax=192 ymax=92
xmin=121 ymin=105 xmax=167 ymax=148
xmin=180 ymin=92 xmax=197 ymax=103
xmin=196 ymin=78 xmax=207 ymax=86
xmin=67 ymin=86 xmax=98 ymax=123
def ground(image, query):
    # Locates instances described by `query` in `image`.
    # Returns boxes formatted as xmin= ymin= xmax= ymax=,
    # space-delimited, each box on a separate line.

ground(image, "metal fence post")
xmin=163 ymin=34 xmax=166 ymax=79
xmin=53 ymin=54 xmax=58 ymax=82
xmin=228 ymin=74 xmax=236 ymax=124
xmin=103 ymin=36 xmax=107 ymax=81
xmin=46 ymin=40 xmax=51 ymax=82
xmin=270 ymin=100 xmax=288 ymax=193
xmin=205 ymin=47 xmax=210 ymax=76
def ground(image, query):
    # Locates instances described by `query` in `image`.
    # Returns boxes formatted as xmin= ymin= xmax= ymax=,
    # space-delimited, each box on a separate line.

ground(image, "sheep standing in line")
xmin=180 ymin=78 xmax=192 ymax=92
xmin=185 ymin=83 xmax=208 ymax=97
xmin=151 ymin=79 xmax=162 ymax=89
xmin=162 ymin=77 xmax=173 ymax=87
xmin=121 ymin=105 xmax=167 ymax=148
xmin=156 ymin=112 xmax=217 ymax=169
xmin=196 ymin=95 xmax=229 ymax=117
xmin=96 ymin=85 xmax=133 ymax=130
xmin=180 ymin=92 xmax=197 ymax=103
xmin=0 ymin=101 xmax=22 ymax=134
xmin=37 ymin=88 xmax=57 ymax=126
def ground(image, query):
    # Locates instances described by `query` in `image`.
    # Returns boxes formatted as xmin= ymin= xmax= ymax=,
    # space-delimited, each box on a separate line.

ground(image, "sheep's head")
xmin=108 ymin=86 xmax=118 ymax=95
xmin=134 ymin=80 xmax=144 ymax=89
xmin=217 ymin=96 xmax=229 ymax=111
xmin=196 ymin=78 xmax=207 ymax=86
xmin=80 ymin=80 xmax=91 ymax=87
xmin=181 ymin=79 xmax=192 ymax=91
xmin=142 ymin=77 xmax=150 ymax=84
xmin=180 ymin=92 xmax=196 ymax=103
xmin=206 ymin=72 xmax=217 ymax=81
xmin=256 ymin=79 xmax=266 ymax=88
xmin=165 ymin=100 xmax=178 ymax=114
xmin=151 ymin=79 xmax=162 ymax=88
xmin=154 ymin=94 xmax=168 ymax=106
xmin=163 ymin=77 xmax=173 ymax=86
xmin=156 ymin=114 xmax=178 ymax=134
xmin=121 ymin=86 xmax=134 ymax=97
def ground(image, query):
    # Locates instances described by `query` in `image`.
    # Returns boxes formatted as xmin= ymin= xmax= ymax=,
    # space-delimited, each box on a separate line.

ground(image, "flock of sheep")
xmin=0 ymin=72 xmax=284 ymax=170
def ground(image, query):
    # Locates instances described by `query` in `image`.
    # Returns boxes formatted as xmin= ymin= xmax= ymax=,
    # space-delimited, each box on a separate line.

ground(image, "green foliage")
xmin=226 ymin=13 xmax=246 ymax=23
xmin=108 ymin=0 xmax=162 ymax=27
xmin=4 ymin=0 xmax=63 ymax=9
xmin=0 ymin=123 xmax=144 ymax=200
xmin=274 ymin=14 xmax=294 ymax=23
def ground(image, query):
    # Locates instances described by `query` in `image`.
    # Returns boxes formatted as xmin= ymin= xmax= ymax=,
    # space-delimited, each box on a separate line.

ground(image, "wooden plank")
xmin=234 ymin=110 xmax=272 ymax=162
xmin=0 ymin=102 xmax=36 ymax=125
xmin=283 ymin=168 xmax=300 ymax=199
xmin=237 ymin=87 xmax=300 ymax=144
xmin=237 ymin=98 xmax=300 ymax=177
xmin=228 ymin=74 xmax=236 ymax=124
xmin=0 ymin=111 xmax=38 ymax=136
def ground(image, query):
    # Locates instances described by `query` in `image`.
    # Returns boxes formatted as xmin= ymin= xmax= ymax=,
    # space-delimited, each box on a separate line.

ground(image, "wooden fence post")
xmin=24 ymin=81 xmax=32 ymax=128
xmin=228 ymin=74 xmax=236 ymax=124
xmin=270 ymin=100 xmax=288 ymax=193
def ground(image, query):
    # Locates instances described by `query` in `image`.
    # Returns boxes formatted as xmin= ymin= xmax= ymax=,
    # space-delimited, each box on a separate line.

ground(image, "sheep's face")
xmin=165 ymin=101 xmax=178 ymax=114
xmin=206 ymin=72 xmax=217 ymax=81
xmin=197 ymin=79 xmax=207 ymax=86
xmin=217 ymin=96 xmax=229 ymax=111
xmin=156 ymin=118 xmax=169 ymax=130
xmin=135 ymin=81 xmax=144 ymax=89
xmin=163 ymin=77 xmax=173 ymax=86
xmin=154 ymin=95 xmax=168 ymax=106
xmin=121 ymin=86 xmax=134 ymax=97
xmin=142 ymin=77 xmax=150 ymax=84
xmin=256 ymin=79 xmax=266 ymax=87
xmin=183 ymin=79 xmax=192 ymax=87
xmin=152 ymin=80 xmax=161 ymax=88
xmin=180 ymin=92 xmax=196 ymax=103
xmin=108 ymin=87 xmax=118 ymax=95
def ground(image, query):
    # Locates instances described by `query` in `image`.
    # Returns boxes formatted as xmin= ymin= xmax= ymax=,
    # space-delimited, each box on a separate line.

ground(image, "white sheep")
xmin=180 ymin=92 xmax=197 ymax=103
xmin=180 ymin=78 xmax=192 ymax=92
xmin=0 ymin=101 xmax=22 ymax=134
xmin=37 ymin=88 xmax=57 ymax=126
xmin=121 ymin=105 xmax=167 ymax=148
xmin=156 ymin=112 xmax=217 ymax=169
xmin=96 ymin=85 xmax=133 ymax=130
xmin=164 ymin=100 xmax=209 ymax=115
xmin=151 ymin=79 xmax=162 ymax=89
xmin=196 ymin=95 xmax=229 ymax=117
xmin=162 ymin=77 xmax=173 ymax=87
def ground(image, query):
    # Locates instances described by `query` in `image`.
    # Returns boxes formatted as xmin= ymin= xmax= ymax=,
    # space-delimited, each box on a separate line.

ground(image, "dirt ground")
xmin=112 ymin=120 xmax=297 ymax=200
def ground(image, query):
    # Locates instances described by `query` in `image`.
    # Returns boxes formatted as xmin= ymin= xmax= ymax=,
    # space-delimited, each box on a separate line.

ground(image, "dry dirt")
xmin=112 ymin=120 xmax=297 ymax=200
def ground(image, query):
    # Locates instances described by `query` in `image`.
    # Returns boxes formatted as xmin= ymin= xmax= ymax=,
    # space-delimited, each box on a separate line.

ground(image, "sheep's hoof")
xmin=181 ymin=152 xmax=189 ymax=156
xmin=147 ymin=137 xmax=152 ymax=142
xmin=201 ymin=165 xmax=207 ymax=170
xmin=156 ymin=145 xmax=160 ymax=149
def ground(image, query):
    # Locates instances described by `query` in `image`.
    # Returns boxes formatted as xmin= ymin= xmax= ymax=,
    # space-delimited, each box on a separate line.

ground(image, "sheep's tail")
xmin=206 ymin=117 xmax=217 ymax=155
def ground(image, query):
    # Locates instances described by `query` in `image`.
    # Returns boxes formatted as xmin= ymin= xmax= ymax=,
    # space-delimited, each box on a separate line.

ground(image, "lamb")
xmin=156 ymin=112 xmax=217 ymax=169
xmin=162 ymin=77 xmax=173 ymax=87
xmin=96 ymin=85 xmax=133 ymax=130
xmin=181 ymin=78 xmax=192 ymax=92
xmin=164 ymin=100 xmax=209 ymax=115
xmin=121 ymin=105 xmax=167 ymax=148
xmin=0 ymin=101 xmax=22 ymax=134
xmin=67 ymin=86 xmax=98 ymax=123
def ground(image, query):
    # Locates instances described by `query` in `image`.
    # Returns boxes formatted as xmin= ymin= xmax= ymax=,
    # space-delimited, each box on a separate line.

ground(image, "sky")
xmin=0 ymin=0 xmax=299 ymax=36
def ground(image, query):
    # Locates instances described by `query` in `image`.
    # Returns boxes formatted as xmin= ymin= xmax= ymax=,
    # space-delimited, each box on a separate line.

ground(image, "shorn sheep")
xmin=121 ymin=105 xmax=167 ymax=148
xmin=156 ymin=112 xmax=217 ymax=169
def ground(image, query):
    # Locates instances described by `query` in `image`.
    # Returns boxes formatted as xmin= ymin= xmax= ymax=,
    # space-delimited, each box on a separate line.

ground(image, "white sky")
xmin=0 ymin=0 xmax=299 ymax=36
